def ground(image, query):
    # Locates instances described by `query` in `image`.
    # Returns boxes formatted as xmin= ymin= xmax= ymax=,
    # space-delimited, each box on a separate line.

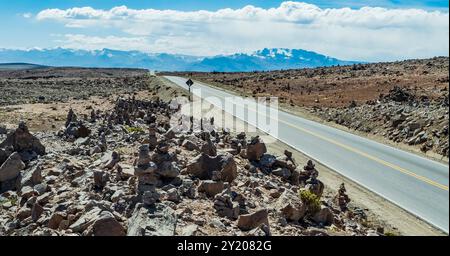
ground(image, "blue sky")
xmin=0 ymin=1 xmax=448 ymax=61
xmin=1 ymin=0 xmax=448 ymax=11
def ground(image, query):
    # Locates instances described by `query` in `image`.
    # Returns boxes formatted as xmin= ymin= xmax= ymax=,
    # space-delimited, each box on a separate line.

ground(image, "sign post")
xmin=186 ymin=78 xmax=194 ymax=102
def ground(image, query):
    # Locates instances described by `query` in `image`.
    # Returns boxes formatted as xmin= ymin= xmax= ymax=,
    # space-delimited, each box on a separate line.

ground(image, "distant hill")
xmin=0 ymin=63 xmax=46 ymax=70
xmin=0 ymin=48 xmax=360 ymax=72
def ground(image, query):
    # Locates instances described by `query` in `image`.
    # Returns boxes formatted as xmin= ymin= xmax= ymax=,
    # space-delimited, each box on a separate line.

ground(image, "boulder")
xmin=91 ymin=211 xmax=126 ymax=236
xmin=69 ymin=207 xmax=102 ymax=233
xmin=237 ymin=209 xmax=269 ymax=231
xmin=127 ymin=203 xmax=177 ymax=236
xmin=198 ymin=180 xmax=226 ymax=197
xmin=186 ymin=153 xmax=237 ymax=182
xmin=48 ymin=212 xmax=67 ymax=230
xmin=0 ymin=122 xmax=46 ymax=156
xmin=0 ymin=152 xmax=25 ymax=182
xmin=156 ymin=161 xmax=180 ymax=179
xmin=275 ymin=190 xmax=306 ymax=222
xmin=246 ymin=136 xmax=267 ymax=161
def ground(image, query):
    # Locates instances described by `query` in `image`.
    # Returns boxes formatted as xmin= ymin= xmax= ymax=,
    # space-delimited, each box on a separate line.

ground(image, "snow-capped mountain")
xmin=0 ymin=48 xmax=359 ymax=72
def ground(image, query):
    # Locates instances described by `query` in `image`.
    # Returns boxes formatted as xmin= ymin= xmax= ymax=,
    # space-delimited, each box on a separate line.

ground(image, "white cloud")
xmin=36 ymin=1 xmax=449 ymax=61
xmin=55 ymin=34 xmax=150 ymax=52
xmin=22 ymin=13 xmax=32 ymax=19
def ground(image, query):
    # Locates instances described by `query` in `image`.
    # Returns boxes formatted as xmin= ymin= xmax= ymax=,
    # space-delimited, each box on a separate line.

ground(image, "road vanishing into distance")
xmin=164 ymin=76 xmax=449 ymax=233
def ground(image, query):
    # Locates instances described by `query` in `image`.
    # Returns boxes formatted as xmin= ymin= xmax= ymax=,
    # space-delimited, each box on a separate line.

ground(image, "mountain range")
xmin=0 ymin=48 xmax=360 ymax=72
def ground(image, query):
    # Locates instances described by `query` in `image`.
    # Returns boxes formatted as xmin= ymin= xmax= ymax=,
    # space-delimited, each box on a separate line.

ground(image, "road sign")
xmin=186 ymin=79 xmax=194 ymax=102
xmin=186 ymin=79 xmax=194 ymax=87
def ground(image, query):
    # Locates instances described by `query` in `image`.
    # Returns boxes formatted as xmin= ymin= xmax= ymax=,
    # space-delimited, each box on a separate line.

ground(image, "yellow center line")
xmin=193 ymin=87 xmax=449 ymax=192
xmin=277 ymin=118 xmax=449 ymax=191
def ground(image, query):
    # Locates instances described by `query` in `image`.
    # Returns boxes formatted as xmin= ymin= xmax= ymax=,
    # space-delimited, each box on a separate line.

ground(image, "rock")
xmin=16 ymin=207 xmax=32 ymax=221
xmin=156 ymin=161 xmax=180 ymax=179
xmin=103 ymin=151 xmax=120 ymax=169
xmin=20 ymin=164 xmax=43 ymax=187
xmin=37 ymin=192 xmax=51 ymax=205
xmin=246 ymin=136 xmax=267 ymax=161
xmin=135 ymin=162 xmax=158 ymax=176
xmin=237 ymin=209 xmax=269 ymax=231
xmin=182 ymin=140 xmax=199 ymax=151
xmin=272 ymin=168 xmax=291 ymax=179
xmin=65 ymin=121 xmax=91 ymax=139
xmin=213 ymin=191 xmax=239 ymax=219
xmin=198 ymin=180 xmax=226 ymax=197
xmin=134 ymin=145 xmax=158 ymax=176
xmin=93 ymin=170 xmax=109 ymax=189
xmin=259 ymin=154 xmax=277 ymax=168
xmin=312 ymin=206 xmax=334 ymax=226
xmin=127 ymin=203 xmax=177 ymax=236
xmin=390 ymin=114 xmax=406 ymax=127
xmin=31 ymin=203 xmax=44 ymax=222
xmin=91 ymin=211 xmax=126 ymax=236
xmin=164 ymin=128 xmax=176 ymax=140
xmin=34 ymin=183 xmax=48 ymax=195
xmin=156 ymin=141 xmax=170 ymax=154
xmin=74 ymin=137 xmax=90 ymax=146
xmin=164 ymin=188 xmax=181 ymax=203
xmin=142 ymin=188 xmax=160 ymax=206
xmin=20 ymin=186 xmax=36 ymax=199
xmin=117 ymin=164 xmax=134 ymax=180
xmin=48 ymin=212 xmax=67 ymax=229
xmin=0 ymin=152 xmax=25 ymax=182
xmin=69 ymin=207 xmax=102 ymax=233
xmin=200 ymin=136 xmax=217 ymax=156
xmin=275 ymin=190 xmax=306 ymax=222
xmin=179 ymin=178 xmax=196 ymax=199
xmin=0 ymin=122 xmax=46 ymax=156
xmin=186 ymin=153 xmax=237 ymax=182
xmin=248 ymin=223 xmax=271 ymax=236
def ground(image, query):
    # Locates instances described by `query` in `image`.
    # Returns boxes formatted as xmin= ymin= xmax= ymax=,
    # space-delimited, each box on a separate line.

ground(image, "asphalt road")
xmin=164 ymin=75 xmax=449 ymax=233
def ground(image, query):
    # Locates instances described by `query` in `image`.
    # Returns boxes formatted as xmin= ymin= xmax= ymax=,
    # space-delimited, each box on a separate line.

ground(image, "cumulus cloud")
xmin=36 ymin=1 xmax=449 ymax=61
